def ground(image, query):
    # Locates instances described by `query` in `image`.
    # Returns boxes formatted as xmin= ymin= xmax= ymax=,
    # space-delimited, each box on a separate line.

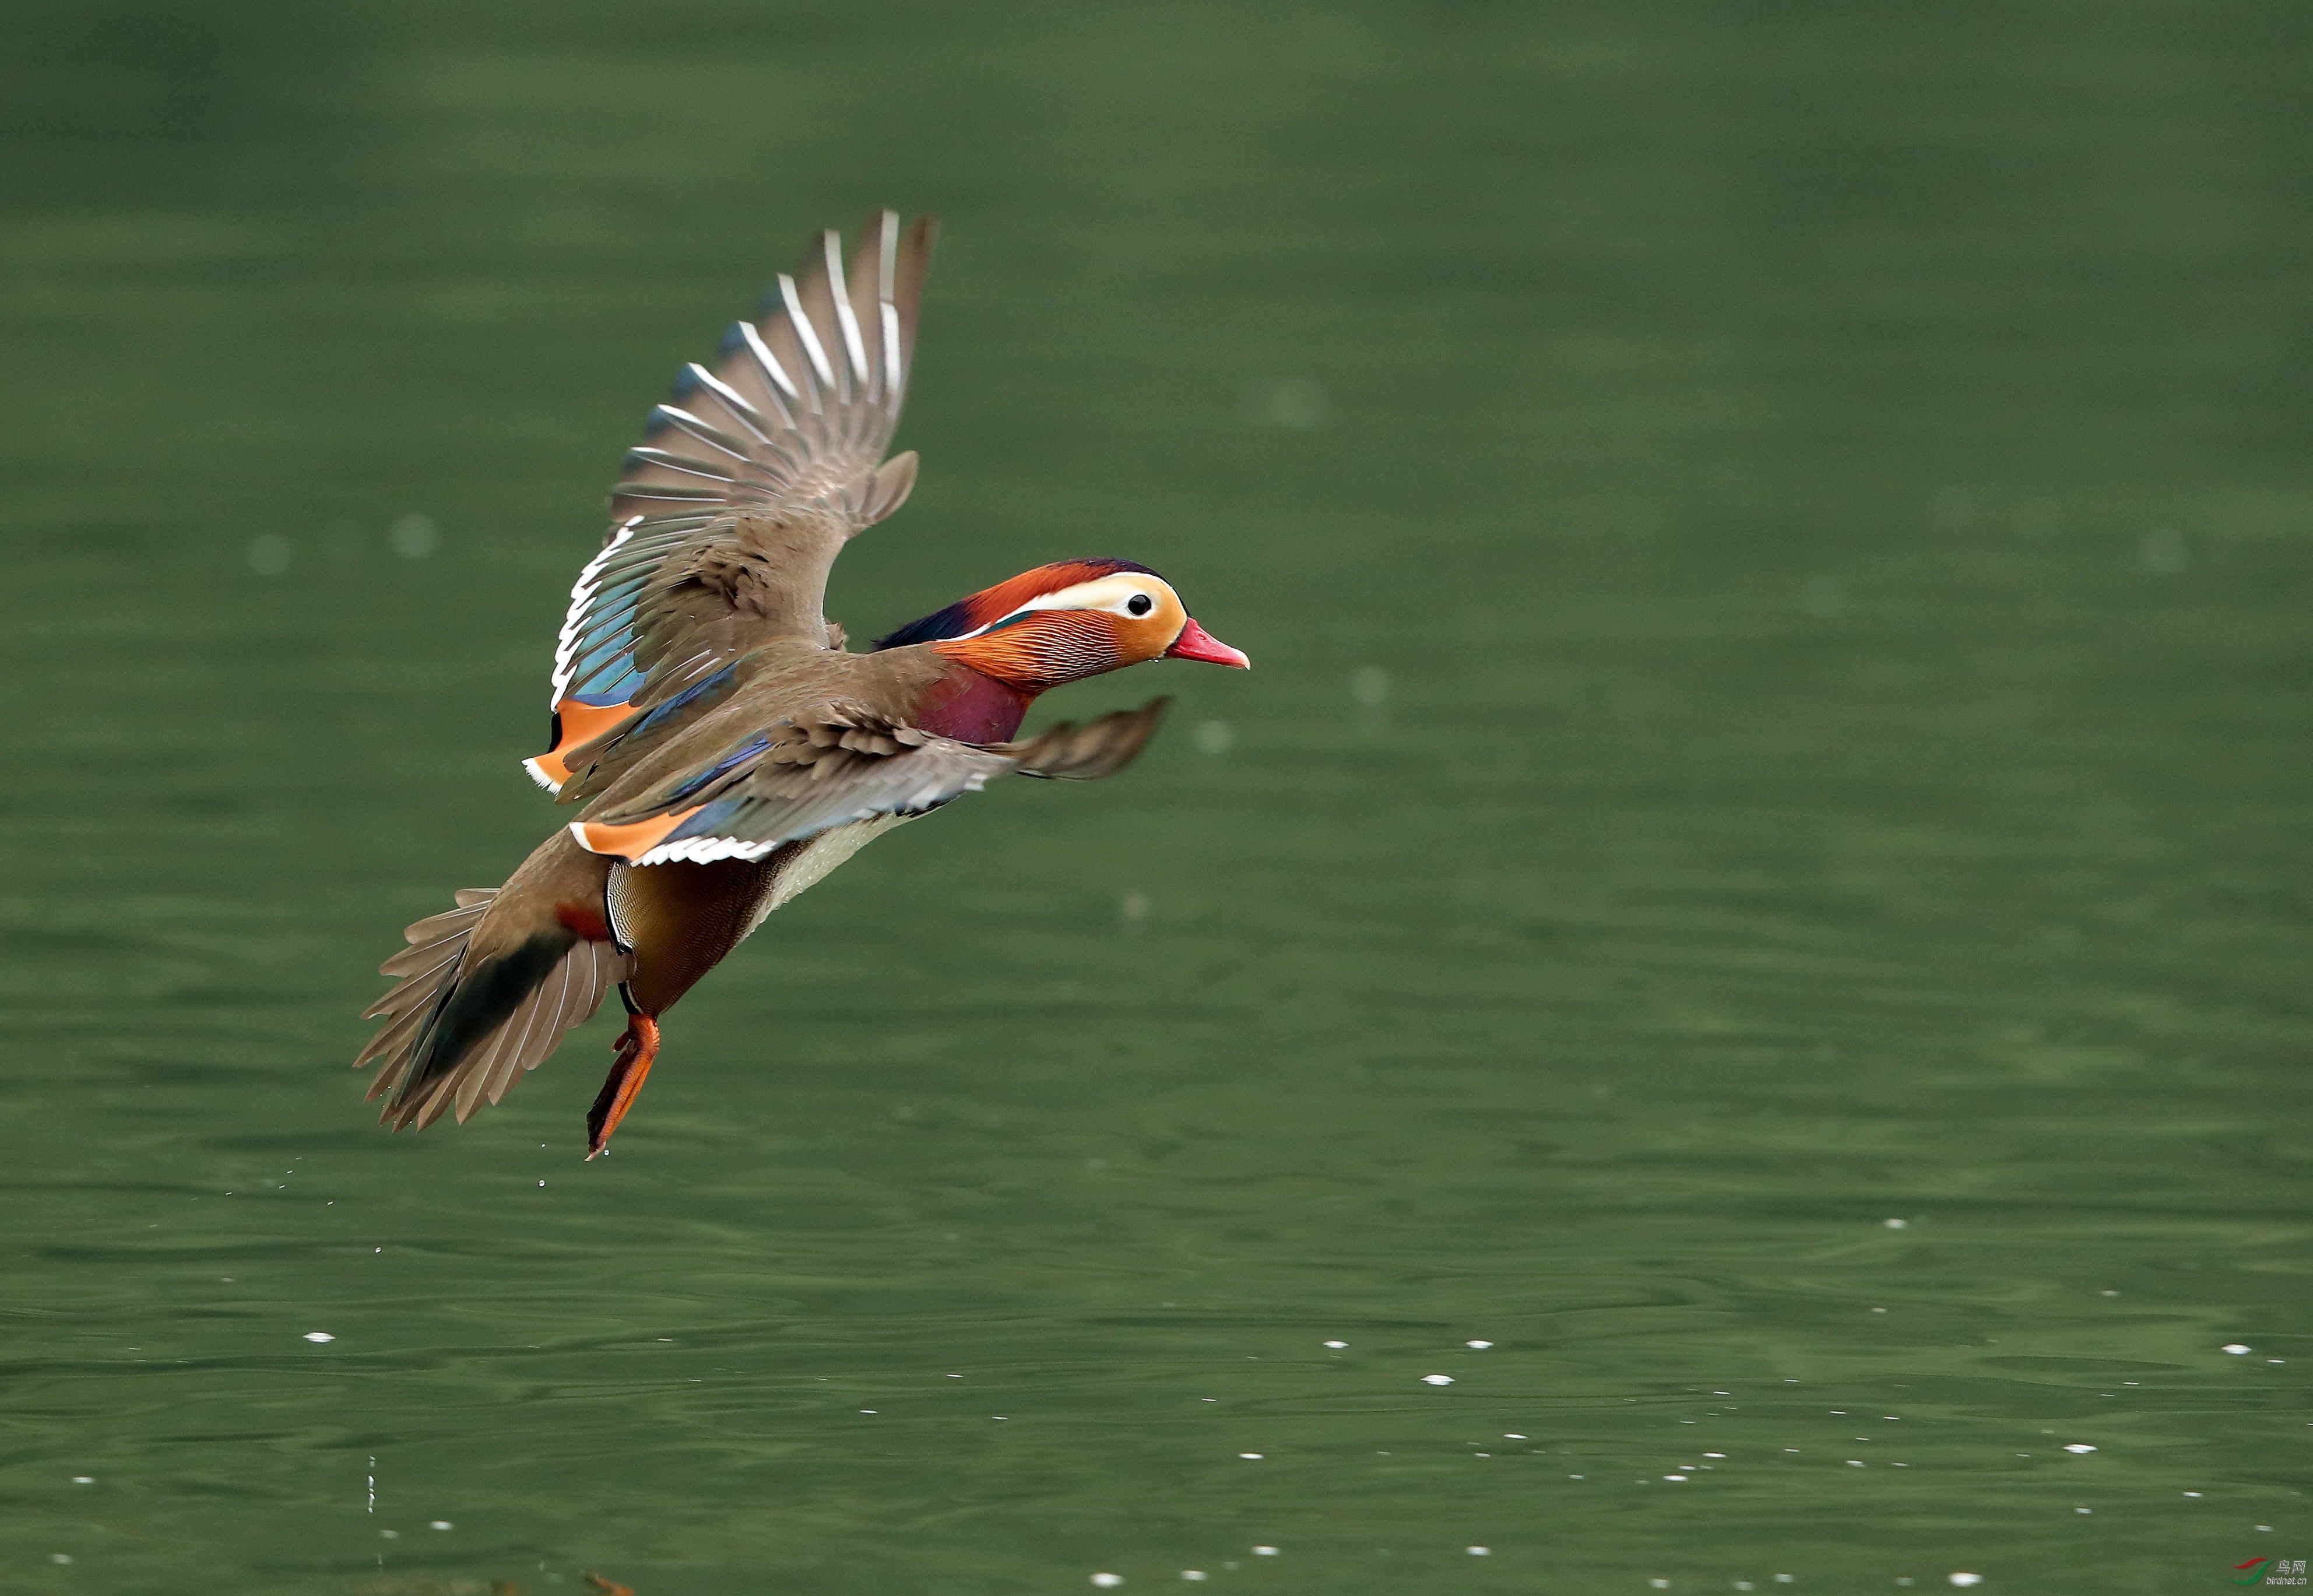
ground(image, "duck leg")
xmin=585 ymin=1008 xmax=661 ymax=1159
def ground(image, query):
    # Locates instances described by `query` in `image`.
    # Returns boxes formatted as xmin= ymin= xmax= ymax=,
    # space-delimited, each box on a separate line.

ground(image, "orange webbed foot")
xmin=585 ymin=1014 xmax=660 ymax=1160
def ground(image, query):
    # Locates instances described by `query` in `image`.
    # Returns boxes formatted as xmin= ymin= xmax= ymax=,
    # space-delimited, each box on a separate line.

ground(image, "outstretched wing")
xmin=528 ymin=211 xmax=937 ymax=793
xmin=567 ymin=698 xmax=1172 ymax=866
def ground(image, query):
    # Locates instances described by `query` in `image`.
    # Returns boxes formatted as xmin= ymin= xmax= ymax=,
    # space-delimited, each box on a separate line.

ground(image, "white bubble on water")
xmin=1091 ymin=1575 xmax=1123 ymax=1588
xmin=2223 ymin=1344 xmax=2251 ymax=1354
xmin=430 ymin=1521 xmax=452 ymax=1531
xmin=1466 ymin=1340 xmax=1493 ymax=1349
xmin=1949 ymin=1577 xmax=1983 ymax=1588
xmin=1240 ymin=377 xmax=1328 ymax=430
xmin=247 ymin=533 xmax=293 ymax=576
xmin=1323 ymin=1340 xmax=1346 ymax=1349
xmin=1422 ymin=1374 xmax=1454 ymax=1386
xmin=303 ymin=1332 xmax=334 ymax=1343
xmin=1180 ymin=1574 xmax=1207 ymax=1583
xmin=1883 ymin=1218 xmax=1908 ymax=1228
xmin=389 ymin=514 xmax=439 ymax=558
xmin=72 ymin=1477 xmax=93 ymax=1485
xmin=2064 ymin=1444 xmax=2096 ymax=1454
xmin=1465 ymin=1546 xmax=1490 ymax=1556
xmin=1252 ymin=1546 xmax=1278 ymax=1556
xmin=2141 ymin=527 xmax=2186 ymax=573
xmin=1802 ymin=575 xmax=1846 ymax=617
xmin=1238 ymin=1453 xmax=1263 ymax=1460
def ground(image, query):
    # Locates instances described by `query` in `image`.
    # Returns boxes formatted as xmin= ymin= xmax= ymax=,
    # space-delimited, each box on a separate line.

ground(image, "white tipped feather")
xmin=547 ymin=517 xmax=642 ymax=705
xmin=737 ymin=321 xmax=802 ymax=405
xmin=826 ymin=231 xmax=870 ymax=386
xmin=684 ymin=361 xmax=780 ymax=438
xmin=651 ymin=405 xmax=753 ymax=462
xmin=778 ymin=273 xmax=838 ymax=390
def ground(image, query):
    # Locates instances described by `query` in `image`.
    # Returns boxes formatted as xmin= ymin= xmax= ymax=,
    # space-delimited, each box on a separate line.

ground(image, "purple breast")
xmin=914 ymin=667 xmax=1032 ymax=743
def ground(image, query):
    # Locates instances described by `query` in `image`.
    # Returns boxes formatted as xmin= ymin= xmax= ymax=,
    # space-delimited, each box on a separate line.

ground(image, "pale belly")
xmin=738 ymin=812 xmax=918 ymax=942
xmin=606 ymin=813 xmax=919 ymax=1015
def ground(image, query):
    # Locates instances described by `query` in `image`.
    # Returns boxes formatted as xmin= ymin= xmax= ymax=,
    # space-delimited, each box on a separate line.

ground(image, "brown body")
xmin=356 ymin=212 xmax=1245 ymax=1155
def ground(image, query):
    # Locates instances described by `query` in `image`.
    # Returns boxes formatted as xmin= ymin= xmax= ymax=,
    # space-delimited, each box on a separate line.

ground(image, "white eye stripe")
xmin=950 ymin=574 xmax=1179 ymax=639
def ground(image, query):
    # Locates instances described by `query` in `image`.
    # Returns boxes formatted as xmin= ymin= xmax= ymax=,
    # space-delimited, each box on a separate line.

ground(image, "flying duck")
xmin=356 ymin=212 xmax=1248 ymax=1157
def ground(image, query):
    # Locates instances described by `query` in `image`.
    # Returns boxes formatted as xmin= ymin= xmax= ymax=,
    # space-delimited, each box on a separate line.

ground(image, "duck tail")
xmin=354 ymin=836 xmax=630 ymax=1131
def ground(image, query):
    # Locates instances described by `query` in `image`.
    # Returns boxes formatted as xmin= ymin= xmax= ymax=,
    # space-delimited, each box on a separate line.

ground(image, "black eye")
xmin=1126 ymin=593 xmax=1153 ymax=616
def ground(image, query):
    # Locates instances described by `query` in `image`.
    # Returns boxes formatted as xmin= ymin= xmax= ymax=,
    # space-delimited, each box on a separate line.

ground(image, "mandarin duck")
xmin=356 ymin=212 xmax=1248 ymax=1157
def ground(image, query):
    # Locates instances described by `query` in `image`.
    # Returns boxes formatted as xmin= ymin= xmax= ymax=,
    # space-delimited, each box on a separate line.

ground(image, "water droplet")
xmin=1191 ymin=719 xmax=1235 ymax=756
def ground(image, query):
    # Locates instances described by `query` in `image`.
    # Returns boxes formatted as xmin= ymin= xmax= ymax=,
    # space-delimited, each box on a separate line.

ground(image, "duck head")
xmin=874 ymin=558 xmax=1250 ymax=694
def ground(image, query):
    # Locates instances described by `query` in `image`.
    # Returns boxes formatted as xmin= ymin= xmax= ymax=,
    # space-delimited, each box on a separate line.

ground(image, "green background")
xmin=3 ymin=2 xmax=2308 ymax=1591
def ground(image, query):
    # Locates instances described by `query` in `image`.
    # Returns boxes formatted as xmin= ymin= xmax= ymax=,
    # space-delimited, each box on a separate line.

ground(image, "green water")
xmin=4 ymin=3 xmax=2309 ymax=1591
